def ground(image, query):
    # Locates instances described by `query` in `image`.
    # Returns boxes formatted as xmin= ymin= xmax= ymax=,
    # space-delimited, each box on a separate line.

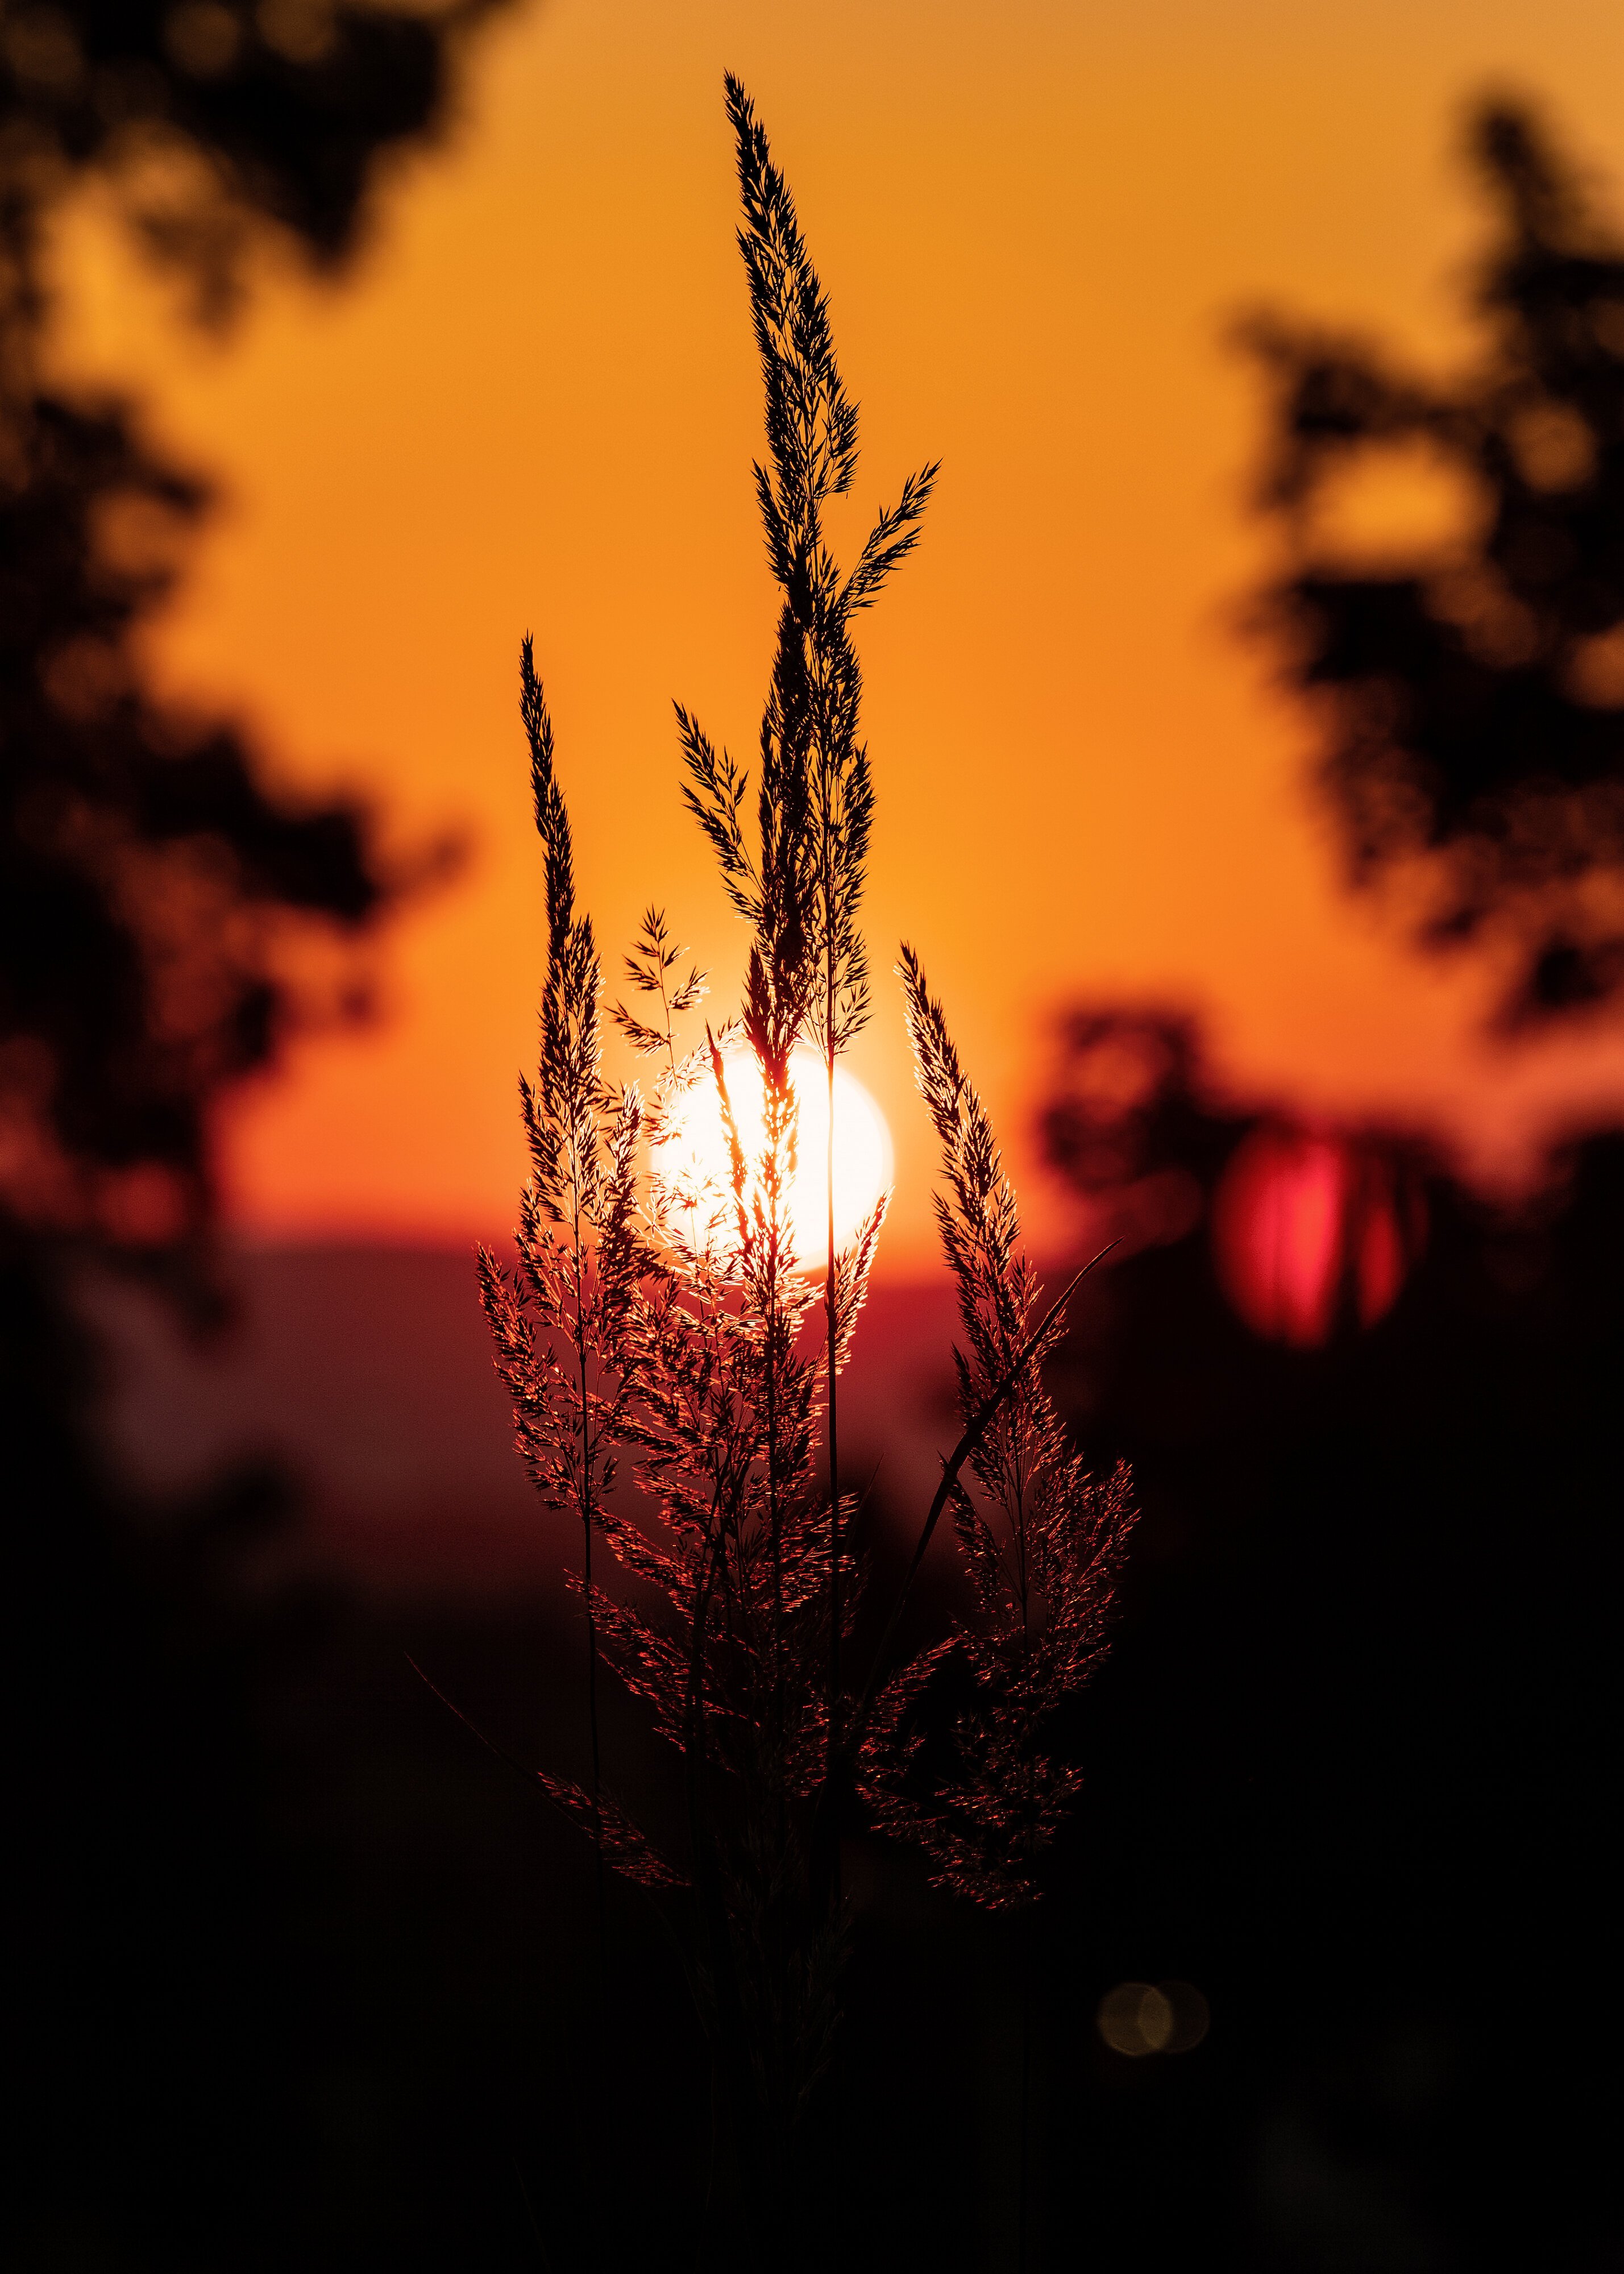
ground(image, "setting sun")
xmin=654 ymin=1044 xmax=892 ymax=1270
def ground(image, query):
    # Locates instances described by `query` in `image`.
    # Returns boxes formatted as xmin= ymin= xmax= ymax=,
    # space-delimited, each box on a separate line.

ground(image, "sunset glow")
xmin=654 ymin=1045 xmax=892 ymax=1271
xmin=51 ymin=0 xmax=1624 ymax=1256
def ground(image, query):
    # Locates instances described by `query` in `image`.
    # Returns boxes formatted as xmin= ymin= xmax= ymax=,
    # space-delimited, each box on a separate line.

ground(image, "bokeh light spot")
xmin=1098 ymin=1979 xmax=1210 ymax=2057
xmin=1211 ymin=1125 xmax=1424 ymax=1346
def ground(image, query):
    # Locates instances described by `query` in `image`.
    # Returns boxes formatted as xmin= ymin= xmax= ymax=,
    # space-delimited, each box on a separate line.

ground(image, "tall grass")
xmin=477 ymin=74 xmax=1136 ymax=2251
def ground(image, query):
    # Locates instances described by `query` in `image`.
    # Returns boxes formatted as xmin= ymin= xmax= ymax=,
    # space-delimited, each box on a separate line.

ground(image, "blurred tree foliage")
xmin=1 ymin=0 xmax=515 ymax=1377
xmin=0 ymin=20 xmax=520 ymax=2261
xmin=1245 ymin=98 xmax=1624 ymax=1026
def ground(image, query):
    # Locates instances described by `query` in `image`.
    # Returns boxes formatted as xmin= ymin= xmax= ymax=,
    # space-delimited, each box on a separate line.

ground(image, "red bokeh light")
xmin=1210 ymin=1125 xmax=1424 ymax=1347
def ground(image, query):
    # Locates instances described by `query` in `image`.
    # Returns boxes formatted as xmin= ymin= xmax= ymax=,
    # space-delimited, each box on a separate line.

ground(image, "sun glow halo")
xmin=654 ymin=1045 xmax=892 ymax=1271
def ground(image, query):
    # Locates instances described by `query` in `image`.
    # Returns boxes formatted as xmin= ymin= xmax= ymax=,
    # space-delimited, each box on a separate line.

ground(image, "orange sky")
xmin=50 ymin=0 xmax=1624 ymax=1268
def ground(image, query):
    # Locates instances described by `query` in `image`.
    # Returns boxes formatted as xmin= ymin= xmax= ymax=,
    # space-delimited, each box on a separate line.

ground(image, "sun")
xmin=654 ymin=1043 xmax=893 ymax=1271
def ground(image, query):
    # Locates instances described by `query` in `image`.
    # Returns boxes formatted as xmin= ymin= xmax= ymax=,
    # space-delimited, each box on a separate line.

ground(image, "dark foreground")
xmin=10 ymin=1143 xmax=1622 ymax=2271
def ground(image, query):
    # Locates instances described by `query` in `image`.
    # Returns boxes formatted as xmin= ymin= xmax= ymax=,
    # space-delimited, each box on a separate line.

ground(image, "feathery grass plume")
xmin=476 ymin=78 xmax=1131 ymax=2242
xmin=855 ymin=948 xmax=1138 ymax=1907
xmin=477 ymin=637 xmax=653 ymax=1900
xmin=705 ymin=73 xmax=939 ymax=1762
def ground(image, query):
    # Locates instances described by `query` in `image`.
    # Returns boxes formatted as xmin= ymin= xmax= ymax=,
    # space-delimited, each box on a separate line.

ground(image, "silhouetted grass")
xmin=477 ymin=78 xmax=1136 ymax=2256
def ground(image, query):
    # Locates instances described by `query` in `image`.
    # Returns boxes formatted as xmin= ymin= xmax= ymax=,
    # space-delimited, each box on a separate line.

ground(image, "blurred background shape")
xmin=3 ymin=9 xmax=526 ymax=2271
